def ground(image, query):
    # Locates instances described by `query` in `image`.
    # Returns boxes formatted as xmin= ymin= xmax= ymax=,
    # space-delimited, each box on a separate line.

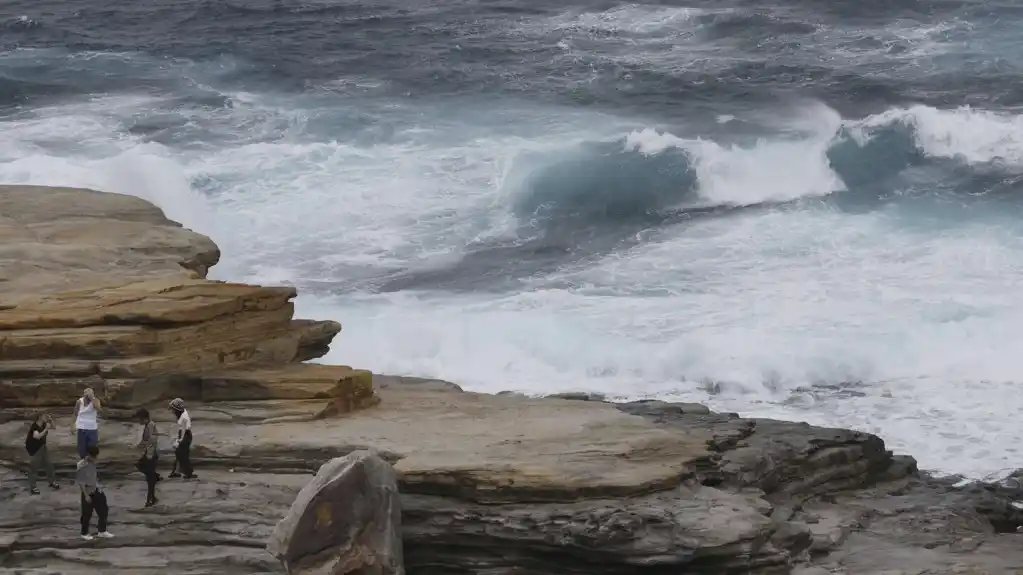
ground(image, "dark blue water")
xmin=3 ymin=1 xmax=1022 ymax=112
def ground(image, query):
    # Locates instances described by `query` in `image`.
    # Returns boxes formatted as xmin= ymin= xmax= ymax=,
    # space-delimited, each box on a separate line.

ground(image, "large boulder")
xmin=267 ymin=450 xmax=404 ymax=575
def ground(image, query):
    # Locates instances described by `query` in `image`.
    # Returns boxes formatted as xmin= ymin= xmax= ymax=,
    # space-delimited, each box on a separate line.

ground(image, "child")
xmin=25 ymin=412 xmax=60 ymax=495
xmin=168 ymin=398 xmax=196 ymax=479
xmin=76 ymin=444 xmax=113 ymax=540
xmin=134 ymin=408 xmax=160 ymax=507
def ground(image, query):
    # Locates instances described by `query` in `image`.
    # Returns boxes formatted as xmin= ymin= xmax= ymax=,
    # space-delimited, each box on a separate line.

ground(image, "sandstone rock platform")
xmin=0 ymin=185 xmax=374 ymax=415
xmin=3 ymin=380 xmax=1023 ymax=575
xmin=2 ymin=186 xmax=1023 ymax=575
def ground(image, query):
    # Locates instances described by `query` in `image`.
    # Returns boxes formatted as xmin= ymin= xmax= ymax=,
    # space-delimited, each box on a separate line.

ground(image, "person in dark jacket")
xmin=134 ymin=408 xmax=161 ymax=507
xmin=25 ymin=412 xmax=59 ymax=495
xmin=168 ymin=398 xmax=196 ymax=479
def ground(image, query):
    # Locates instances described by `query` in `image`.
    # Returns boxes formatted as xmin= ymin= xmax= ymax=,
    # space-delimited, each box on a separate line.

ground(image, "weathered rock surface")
xmin=268 ymin=451 xmax=404 ymax=575
xmin=1 ymin=383 xmax=712 ymax=498
xmin=4 ymin=379 xmax=1023 ymax=575
xmin=3 ymin=186 xmax=1023 ymax=575
xmin=0 ymin=185 xmax=374 ymax=413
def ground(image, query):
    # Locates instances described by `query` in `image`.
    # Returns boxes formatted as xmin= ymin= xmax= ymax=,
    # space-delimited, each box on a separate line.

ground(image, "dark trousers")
xmin=27 ymin=445 xmax=56 ymax=490
xmin=174 ymin=430 xmax=193 ymax=476
xmin=139 ymin=455 xmax=159 ymax=501
xmin=80 ymin=491 xmax=108 ymax=535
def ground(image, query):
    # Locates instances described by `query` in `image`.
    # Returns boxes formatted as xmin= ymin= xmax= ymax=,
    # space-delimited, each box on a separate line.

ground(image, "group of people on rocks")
xmin=23 ymin=388 xmax=197 ymax=540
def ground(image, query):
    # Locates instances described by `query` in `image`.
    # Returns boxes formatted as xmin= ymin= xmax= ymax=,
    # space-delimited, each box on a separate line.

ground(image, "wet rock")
xmin=546 ymin=391 xmax=607 ymax=402
xmin=618 ymin=399 xmax=711 ymax=415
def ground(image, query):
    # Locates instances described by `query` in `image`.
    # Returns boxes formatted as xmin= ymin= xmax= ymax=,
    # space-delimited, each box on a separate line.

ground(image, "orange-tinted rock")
xmin=0 ymin=185 xmax=374 ymax=414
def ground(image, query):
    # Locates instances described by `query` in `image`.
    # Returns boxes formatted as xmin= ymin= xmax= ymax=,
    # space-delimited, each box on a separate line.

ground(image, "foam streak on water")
xmin=4 ymin=0 xmax=1023 ymax=479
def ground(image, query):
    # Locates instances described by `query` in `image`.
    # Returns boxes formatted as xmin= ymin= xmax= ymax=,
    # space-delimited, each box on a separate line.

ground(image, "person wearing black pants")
xmin=168 ymin=398 xmax=196 ymax=479
xmin=134 ymin=408 xmax=161 ymax=507
xmin=76 ymin=444 xmax=113 ymax=540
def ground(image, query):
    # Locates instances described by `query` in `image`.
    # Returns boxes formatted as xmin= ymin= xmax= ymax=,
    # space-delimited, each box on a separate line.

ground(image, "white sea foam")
xmin=624 ymin=128 xmax=845 ymax=207
xmin=853 ymin=105 xmax=1023 ymax=166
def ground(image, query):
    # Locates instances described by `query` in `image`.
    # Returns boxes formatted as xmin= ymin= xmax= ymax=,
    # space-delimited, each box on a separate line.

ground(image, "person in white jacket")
xmin=168 ymin=398 xmax=196 ymax=479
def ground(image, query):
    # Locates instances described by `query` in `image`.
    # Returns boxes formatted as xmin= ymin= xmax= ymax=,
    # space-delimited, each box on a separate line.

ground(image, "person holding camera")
xmin=71 ymin=388 xmax=102 ymax=458
xmin=25 ymin=412 xmax=60 ymax=495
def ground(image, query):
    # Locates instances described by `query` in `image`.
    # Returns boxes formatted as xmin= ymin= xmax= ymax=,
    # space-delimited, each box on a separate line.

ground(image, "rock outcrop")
xmin=2 ymin=186 xmax=1023 ymax=575
xmin=268 ymin=451 xmax=404 ymax=575
xmin=0 ymin=185 xmax=375 ymax=415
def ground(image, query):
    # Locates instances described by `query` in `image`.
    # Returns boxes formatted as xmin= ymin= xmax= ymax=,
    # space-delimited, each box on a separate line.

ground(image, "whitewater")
xmin=4 ymin=0 xmax=1023 ymax=478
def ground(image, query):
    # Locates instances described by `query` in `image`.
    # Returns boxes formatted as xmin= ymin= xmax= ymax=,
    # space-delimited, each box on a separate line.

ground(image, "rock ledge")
xmin=0 ymin=185 xmax=374 ymax=416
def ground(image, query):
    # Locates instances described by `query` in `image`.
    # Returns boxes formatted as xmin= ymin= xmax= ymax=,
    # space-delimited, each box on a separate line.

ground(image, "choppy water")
xmin=4 ymin=0 xmax=1023 ymax=478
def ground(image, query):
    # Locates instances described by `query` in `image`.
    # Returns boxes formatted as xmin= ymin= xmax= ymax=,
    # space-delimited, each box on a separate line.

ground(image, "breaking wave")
xmin=505 ymin=104 xmax=1023 ymax=235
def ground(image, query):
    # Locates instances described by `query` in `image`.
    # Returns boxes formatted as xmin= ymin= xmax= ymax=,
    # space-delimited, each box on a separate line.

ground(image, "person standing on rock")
xmin=25 ymin=412 xmax=60 ymax=495
xmin=71 ymin=388 xmax=102 ymax=458
xmin=169 ymin=398 xmax=197 ymax=479
xmin=77 ymin=443 xmax=114 ymax=541
xmin=134 ymin=408 xmax=161 ymax=507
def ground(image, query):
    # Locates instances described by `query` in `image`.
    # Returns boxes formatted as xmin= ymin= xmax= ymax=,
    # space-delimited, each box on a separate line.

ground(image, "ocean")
xmin=2 ymin=0 xmax=1022 ymax=479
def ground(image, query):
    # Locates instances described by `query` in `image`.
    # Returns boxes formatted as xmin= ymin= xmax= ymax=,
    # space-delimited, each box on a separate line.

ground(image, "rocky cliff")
xmin=2 ymin=186 xmax=1022 ymax=575
xmin=0 ymin=185 xmax=375 ymax=419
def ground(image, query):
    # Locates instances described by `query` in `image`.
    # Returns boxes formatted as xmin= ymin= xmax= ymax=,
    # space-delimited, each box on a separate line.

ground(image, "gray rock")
xmin=546 ymin=392 xmax=607 ymax=402
xmin=401 ymin=487 xmax=788 ymax=574
xmin=267 ymin=451 xmax=404 ymax=575
xmin=616 ymin=402 xmax=898 ymax=498
xmin=617 ymin=399 xmax=711 ymax=415
xmin=791 ymin=568 xmax=832 ymax=575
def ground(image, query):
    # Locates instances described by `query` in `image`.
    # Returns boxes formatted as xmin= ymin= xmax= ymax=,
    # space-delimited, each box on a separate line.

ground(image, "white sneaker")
xmin=81 ymin=534 xmax=94 ymax=541
xmin=97 ymin=531 xmax=114 ymax=539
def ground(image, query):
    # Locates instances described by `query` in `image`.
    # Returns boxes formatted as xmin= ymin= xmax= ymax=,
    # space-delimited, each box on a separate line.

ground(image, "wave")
xmin=505 ymin=103 xmax=1023 ymax=235
xmin=375 ymin=102 xmax=1023 ymax=292
xmin=853 ymin=105 xmax=1023 ymax=166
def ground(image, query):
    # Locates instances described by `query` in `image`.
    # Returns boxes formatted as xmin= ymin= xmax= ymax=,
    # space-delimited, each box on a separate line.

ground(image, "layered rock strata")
xmin=2 ymin=186 xmax=1022 ymax=575
xmin=0 ymin=185 xmax=375 ymax=415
